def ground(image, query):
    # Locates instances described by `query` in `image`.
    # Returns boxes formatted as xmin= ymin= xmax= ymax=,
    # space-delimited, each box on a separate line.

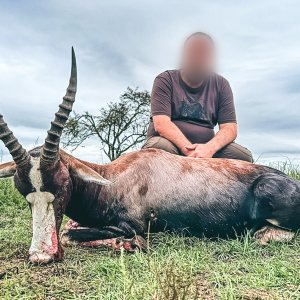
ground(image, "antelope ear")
xmin=69 ymin=161 xmax=112 ymax=186
xmin=0 ymin=161 xmax=16 ymax=178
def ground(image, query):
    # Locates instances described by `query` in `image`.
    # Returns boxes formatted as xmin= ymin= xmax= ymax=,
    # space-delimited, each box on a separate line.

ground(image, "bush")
xmin=0 ymin=179 xmax=26 ymax=210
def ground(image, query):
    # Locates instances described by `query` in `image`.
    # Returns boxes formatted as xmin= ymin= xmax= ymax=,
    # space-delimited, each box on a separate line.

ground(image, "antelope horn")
xmin=0 ymin=114 xmax=30 ymax=167
xmin=41 ymin=47 xmax=77 ymax=164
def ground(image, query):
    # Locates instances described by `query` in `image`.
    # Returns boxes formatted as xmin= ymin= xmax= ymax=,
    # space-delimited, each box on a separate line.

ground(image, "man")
xmin=143 ymin=32 xmax=253 ymax=162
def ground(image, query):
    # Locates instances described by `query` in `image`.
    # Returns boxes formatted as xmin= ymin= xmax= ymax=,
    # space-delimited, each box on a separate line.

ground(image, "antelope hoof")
xmin=60 ymin=230 xmax=78 ymax=247
xmin=78 ymin=235 xmax=148 ymax=253
xmin=114 ymin=236 xmax=148 ymax=253
xmin=254 ymin=226 xmax=295 ymax=245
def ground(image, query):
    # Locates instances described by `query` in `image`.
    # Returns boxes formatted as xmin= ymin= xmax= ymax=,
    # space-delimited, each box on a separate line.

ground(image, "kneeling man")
xmin=143 ymin=32 xmax=253 ymax=162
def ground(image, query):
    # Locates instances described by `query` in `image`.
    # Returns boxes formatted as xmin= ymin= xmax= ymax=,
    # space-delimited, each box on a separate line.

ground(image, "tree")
xmin=63 ymin=87 xmax=151 ymax=161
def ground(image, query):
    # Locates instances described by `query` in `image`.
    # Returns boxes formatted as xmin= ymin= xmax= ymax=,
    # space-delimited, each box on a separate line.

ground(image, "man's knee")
xmin=142 ymin=136 xmax=180 ymax=155
xmin=214 ymin=142 xmax=253 ymax=162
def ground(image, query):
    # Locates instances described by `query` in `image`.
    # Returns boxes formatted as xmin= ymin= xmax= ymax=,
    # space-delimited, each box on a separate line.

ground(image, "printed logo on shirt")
xmin=179 ymin=98 xmax=210 ymax=122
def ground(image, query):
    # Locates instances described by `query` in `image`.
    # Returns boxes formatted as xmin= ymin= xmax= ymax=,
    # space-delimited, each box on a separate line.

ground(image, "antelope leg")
xmin=60 ymin=222 xmax=147 ymax=252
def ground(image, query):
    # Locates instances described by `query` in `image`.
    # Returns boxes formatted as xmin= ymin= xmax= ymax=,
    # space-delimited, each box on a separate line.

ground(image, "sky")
xmin=0 ymin=0 xmax=299 ymax=164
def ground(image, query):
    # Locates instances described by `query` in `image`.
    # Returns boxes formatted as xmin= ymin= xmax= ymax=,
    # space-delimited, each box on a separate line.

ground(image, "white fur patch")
xmin=77 ymin=170 xmax=112 ymax=185
xmin=266 ymin=219 xmax=280 ymax=227
xmin=26 ymin=158 xmax=57 ymax=263
xmin=72 ymin=165 xmax=112 ymax=185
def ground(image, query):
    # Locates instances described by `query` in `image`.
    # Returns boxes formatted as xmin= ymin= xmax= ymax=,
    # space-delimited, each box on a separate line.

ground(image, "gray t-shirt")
xmin=147 ymin=70 xmax=236 ymax=144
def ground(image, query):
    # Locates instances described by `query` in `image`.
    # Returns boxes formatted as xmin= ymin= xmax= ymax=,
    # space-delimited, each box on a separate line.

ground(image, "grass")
xmin=0 ymin=162 xmax=300 ymax=299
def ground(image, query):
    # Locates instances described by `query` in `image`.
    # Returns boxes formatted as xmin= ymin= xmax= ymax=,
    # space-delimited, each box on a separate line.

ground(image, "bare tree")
xmin=63 ymin=87 xmax=150 ymax=161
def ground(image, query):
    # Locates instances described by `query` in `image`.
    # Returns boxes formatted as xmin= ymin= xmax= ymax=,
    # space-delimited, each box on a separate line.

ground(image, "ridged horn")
xmin=41 ymin=47 xmax=77 ymax=164
xmin=0 ymin=114 xmax=30 ymax=167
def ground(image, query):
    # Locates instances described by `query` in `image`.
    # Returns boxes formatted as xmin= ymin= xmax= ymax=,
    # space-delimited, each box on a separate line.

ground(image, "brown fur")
xmin=60 ymin=148 xmax=270 ymax=184
xmin=0 ymin=161 xmax=15 ymax=170
xmin=0 ymin=161 xmax=16 ymax=177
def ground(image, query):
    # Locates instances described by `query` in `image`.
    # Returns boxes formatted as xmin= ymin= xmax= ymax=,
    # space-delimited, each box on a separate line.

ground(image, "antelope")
xmin=0 ymin=49 xmax=299 ymax=264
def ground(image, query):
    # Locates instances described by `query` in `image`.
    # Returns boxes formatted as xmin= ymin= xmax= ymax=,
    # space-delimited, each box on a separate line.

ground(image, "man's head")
xmin=180 ymin=32 xmax=215 ymax=85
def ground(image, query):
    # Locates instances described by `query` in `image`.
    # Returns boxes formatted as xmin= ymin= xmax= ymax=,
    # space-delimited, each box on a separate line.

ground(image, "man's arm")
xmin=153 ymin=115 xmax=193 ymax=155
xmin=208 ymin=122 xmax=237 ymax=151
xmin=186 ymin=123 xmax=237 ymax=158
xmin=150 ymin=73 xmax=193 ymax=155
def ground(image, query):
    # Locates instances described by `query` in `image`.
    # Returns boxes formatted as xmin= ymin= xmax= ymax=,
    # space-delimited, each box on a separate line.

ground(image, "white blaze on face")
xmin=26 ymin=157 xmax=57 ymax=263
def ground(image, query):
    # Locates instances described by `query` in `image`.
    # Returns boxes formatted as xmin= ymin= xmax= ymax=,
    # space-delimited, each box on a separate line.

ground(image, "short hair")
xmin=185 ymin=32 xmax=214 ymax=46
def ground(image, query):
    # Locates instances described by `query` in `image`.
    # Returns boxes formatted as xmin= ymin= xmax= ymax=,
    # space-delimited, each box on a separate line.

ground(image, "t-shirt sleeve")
xmin=217 ymin=77 xmax=237 ymax=124
xmin=150 ymin=72 xmax=172 ymax=117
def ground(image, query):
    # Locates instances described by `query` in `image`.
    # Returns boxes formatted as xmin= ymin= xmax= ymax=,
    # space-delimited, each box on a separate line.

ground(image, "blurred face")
xmin=181 ymin=35 xmax=215 ymax=85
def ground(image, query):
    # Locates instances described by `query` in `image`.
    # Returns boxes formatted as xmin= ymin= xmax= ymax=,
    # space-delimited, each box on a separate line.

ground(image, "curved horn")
xmin=41 ymin=47 xmax=77 ymax=164
xmin=0 ymin=114 xmax=30 ymax=167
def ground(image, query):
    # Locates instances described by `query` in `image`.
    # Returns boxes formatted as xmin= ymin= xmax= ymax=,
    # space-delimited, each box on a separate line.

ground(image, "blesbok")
xmin=0 ymin=49 xmax=299 ymax=264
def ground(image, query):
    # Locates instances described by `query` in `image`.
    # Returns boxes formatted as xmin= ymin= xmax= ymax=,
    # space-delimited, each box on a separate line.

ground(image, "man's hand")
xmin=185 ymin=143 xmax=216 ymax=158
xmin=186 ymin=123 xmax=237 ymax=158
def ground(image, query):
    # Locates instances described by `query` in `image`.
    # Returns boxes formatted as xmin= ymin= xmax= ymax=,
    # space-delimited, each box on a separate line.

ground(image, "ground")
xmin=0 ymin=163 xmax=300 ymax=300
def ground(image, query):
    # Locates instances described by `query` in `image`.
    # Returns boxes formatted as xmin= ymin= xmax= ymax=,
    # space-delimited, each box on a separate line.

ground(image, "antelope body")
xmin=1 ymin=49 xmax=299 ymax=264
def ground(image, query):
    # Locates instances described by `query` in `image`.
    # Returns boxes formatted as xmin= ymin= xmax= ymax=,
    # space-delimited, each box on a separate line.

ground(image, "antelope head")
xmin=0 ymin=48 xmax=109 ymax=264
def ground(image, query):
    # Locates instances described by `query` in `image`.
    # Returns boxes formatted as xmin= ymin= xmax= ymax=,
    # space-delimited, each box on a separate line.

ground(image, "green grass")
xmin=0 ymin=163 xmax=300 ymax=300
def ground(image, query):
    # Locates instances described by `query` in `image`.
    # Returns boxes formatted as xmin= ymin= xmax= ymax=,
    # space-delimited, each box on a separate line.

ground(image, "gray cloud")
xmin=0 ymin=0 xmax=300 ymax=163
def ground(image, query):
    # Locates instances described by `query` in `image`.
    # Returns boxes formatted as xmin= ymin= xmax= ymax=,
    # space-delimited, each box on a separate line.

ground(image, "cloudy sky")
xmin=0 ymin=1 xmax=299 ymax=164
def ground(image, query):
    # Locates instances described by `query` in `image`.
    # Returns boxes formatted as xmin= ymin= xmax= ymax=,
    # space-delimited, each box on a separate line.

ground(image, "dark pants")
xmin=143 ymin=136 xmax=253 ymax=162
